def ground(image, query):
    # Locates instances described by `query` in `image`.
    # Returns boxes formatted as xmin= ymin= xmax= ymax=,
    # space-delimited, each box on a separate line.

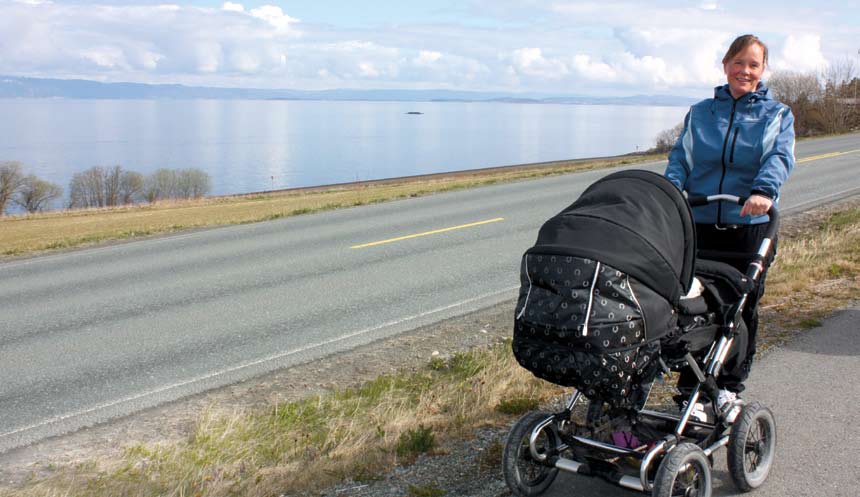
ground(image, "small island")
xmin=406 ymin=111 xmax=423 ymax=115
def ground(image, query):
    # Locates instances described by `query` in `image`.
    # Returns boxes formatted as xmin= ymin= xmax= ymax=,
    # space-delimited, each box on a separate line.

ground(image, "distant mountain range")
xmin=0 ymin=75 xmax=697 ymax=106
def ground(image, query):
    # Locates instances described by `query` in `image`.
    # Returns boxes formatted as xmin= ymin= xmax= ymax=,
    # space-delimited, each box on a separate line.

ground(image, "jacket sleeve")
xmin=752 ymin=105 xmax=795 ymax=199
xmin=664 ymin=108 xmax=692 ymax=191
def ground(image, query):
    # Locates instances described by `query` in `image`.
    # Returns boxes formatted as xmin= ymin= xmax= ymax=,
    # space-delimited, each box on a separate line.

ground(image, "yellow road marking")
xmin=351 ymin=217 xmax=505 ymax=249
xmin=351 ymin=148 xmax=855 ymax=249
xmin=798 ymin=149 xmax=860 ymax=163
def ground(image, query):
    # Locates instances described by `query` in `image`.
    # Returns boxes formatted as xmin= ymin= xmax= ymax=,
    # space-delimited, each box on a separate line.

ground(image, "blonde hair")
xmin=722 ymin=34 xmax=768 ymax=67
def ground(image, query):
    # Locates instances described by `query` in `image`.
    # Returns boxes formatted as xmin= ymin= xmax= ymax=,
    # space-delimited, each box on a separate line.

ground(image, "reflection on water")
xmin=1 ymin=99 xmax=687 ymax=197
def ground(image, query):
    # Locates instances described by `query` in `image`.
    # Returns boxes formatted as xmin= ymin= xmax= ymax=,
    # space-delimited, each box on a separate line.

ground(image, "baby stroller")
xmin=503 ymin=170 xmax=778 ymax=497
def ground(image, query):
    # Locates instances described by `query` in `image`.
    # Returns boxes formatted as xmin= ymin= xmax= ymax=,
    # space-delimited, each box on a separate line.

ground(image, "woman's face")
xmin=723 ymin=43 xmax=765 ymax=99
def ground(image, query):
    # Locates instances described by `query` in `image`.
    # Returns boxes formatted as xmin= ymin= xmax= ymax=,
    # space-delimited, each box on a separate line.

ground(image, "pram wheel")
xmin=652 ymin=443 xmax=712 ymax=497
xmin=727 ymin=401 xmax=776 ymax=491
xmin=502 ymin=411 xmax=560 ymax=496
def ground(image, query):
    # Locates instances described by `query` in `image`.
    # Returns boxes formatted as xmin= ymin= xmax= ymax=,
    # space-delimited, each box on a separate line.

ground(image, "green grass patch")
xmin=797 ymin=317 xmax=823 ymax=329
xmin=828 ymin=263 xmax=848 ymax=277
xmin=495 ymin=397 xmax=540 ymax=415
xmin=822 ymin=207 xmax=860 ymax=231
xmin=396 ymin=425 xmax=436 ymax=457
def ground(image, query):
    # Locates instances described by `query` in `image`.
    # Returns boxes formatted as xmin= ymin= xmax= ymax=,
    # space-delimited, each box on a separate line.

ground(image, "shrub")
xmin=396 ymin=424 xmax=436 ymax=457
xmin=144 ymin=168 xmax=211 ymax=202
xmin=69 ymin=165 xmax=143 ymax=208
xmin=652 ymin=122 xmax=684 ymax=154
xmin=495 ymin=397 xmax=539 ymax=415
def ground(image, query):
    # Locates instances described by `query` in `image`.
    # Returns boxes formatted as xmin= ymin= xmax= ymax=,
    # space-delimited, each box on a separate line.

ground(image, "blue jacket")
xmin=665 ymin=83 xmax=795 ymax=225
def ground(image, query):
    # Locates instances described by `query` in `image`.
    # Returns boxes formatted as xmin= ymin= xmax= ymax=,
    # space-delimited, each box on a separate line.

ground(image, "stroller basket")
xmin=513 ymin=255 xmax=664 ymax=406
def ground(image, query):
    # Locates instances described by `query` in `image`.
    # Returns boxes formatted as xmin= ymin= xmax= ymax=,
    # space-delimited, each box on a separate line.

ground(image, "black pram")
xmin=504 ymin=169 xmax=779 ymax=497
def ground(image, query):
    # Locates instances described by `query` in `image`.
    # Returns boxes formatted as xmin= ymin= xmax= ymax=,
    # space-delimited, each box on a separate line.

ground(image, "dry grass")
xmin=0 ymin=154 xmax=656 ymax=257
xmin=760 ymin=206 xmax=860 ymax=334
xmin=4 ymin=205 xmax=858 ymax=497
xmin=2 ymin=348 xmax=563 ymax=497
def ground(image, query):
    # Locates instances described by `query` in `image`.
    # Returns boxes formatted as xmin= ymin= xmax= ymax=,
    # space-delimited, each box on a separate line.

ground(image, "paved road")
xmin=542 ymin=305 xmax=860 ymax=497
xmin=0 ymin=134 xmax=858 ymax=452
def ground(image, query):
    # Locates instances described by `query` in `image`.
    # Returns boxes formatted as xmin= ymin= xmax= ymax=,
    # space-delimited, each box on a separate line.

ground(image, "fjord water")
xmin=2 ymin=99 xmax=686 ymax=196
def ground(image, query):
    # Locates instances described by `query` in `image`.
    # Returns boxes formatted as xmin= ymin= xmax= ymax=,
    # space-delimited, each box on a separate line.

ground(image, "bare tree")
xmin=103 ymin=165 xmax=122 ymax=207
xmin=15 ymin=175 xmax=63 ymax=213
xmin=176 ymin=168 xmax=211 ymax=199
xmin=768 ymin=70 xmax=822 ymax=136
xmin=69 ymin=166 xmax=106 ymax=208
xmin=0 ymin=161 xmax=25 ymax=216
xmin=652 ymin=122 xmax=685 ymax=154
xmin=119 ymin=170 xmax=145 ymax=204
xmin=769 ymin=70 xmax=821 ymax=103
xmin=69 ymin=165 xmax=142 ymax=208
xmin=821 ymin=58 xmax=856 ymax=92
xmin=144 ymin=168 xmax=177 ymax=202
xmin=144 ymin=168 xmax=211 ymax=202
xmin=819 ymin=59 xmax=857 ymax=133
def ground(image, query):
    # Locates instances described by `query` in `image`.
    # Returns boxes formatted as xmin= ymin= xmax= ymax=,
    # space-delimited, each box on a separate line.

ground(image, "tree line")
xmin=652 ymin=61 xmax=860 ymax=152
xmin=768 ymin=62 xmax=859 ymax=136
xmin=0 ymin=162 xmax=211 ymax=216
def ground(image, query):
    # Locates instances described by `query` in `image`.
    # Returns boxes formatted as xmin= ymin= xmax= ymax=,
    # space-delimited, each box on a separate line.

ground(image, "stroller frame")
xmin=505 ymin=195 xmax=780 ymax=496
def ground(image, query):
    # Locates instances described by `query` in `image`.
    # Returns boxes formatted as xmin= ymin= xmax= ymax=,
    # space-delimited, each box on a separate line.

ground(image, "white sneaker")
xmin=717 ymin=389 xmax=741 ymax=423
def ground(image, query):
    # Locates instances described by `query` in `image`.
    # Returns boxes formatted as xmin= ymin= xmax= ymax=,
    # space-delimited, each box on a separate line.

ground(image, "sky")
xmin=1 ymin=0 xmax=858 ymax=97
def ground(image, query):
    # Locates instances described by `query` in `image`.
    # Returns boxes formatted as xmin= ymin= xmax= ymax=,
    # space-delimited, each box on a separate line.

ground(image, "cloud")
xmin=413 ymin=50 xmax=443 ymax=67
xmin=222 ymin=2 xmax=244 ymax=13
xmin=0 ymin=0 xmax=849 ymax=95
xmin=406 ymin=51 xmax=490 ymax=86
xmin=0 ymin=2 xmax=298 ymax=79
xmin=509 ymin=48 xmax=568 ymax=79
xmin=614 ymin=27 xmax=730 ymax=86
xmin=772 ymin=34 xmax=828 ymax=73
xmin=249 ymin=5 xmax=298 ymax=33
xmin=569 ymin=54 xmax=616 ymax=79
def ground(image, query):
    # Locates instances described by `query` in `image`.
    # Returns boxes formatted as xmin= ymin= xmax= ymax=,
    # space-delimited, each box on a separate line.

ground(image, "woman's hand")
xmin=740 ymin=194 xmax=773 ymax=217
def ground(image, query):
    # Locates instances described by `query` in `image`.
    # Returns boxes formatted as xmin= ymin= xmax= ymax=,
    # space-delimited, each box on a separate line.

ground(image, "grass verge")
xmin=0 ymin=154 xmax=658 ymax=258
xmin=3 ymin=205 xmax=858 ymax=497
xmin=760 ymin=205 xmax=860 ymax=340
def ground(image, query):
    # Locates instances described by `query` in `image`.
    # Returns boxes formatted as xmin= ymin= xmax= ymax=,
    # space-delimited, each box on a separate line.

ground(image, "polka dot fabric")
xmin=513 ymin=254 xmax=662 ymax=407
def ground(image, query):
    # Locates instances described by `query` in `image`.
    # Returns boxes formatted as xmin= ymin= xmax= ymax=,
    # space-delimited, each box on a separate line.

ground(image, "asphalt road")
xmin=542 ymin=305 xmax=860 ymax=497
xmin=0 ymin=134 xmax=858 ymax=452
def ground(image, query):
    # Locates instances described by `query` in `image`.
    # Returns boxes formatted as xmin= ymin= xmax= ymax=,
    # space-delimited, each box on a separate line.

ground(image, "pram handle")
xmin=687 ymin=193 xmax=779 ymax=281
xmin=686 ymin=194 xmax=779 ymax=245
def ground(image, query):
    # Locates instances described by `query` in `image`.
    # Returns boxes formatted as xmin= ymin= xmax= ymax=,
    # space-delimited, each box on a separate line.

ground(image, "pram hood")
xmin=529 ymin=170 xmax=695 ymax=305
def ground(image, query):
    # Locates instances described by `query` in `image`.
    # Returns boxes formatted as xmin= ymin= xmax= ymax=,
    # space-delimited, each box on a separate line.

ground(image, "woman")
xmin=664 ymin=34 xmax=795 ymax=421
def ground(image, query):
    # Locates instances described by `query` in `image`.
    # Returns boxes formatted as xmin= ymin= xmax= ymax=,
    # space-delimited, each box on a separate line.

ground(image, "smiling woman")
xmin=664 ymin=33 xmax=796 ymax=409
xmin=722 ymin=34 xmax=767 ymax=99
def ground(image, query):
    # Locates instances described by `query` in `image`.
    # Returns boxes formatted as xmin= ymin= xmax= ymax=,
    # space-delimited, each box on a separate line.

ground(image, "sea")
xmin=1 ymin=99 xmax=687 ymax=198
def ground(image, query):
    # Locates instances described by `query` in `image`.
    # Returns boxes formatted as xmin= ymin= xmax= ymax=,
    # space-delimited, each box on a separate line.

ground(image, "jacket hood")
xmin=714 ymin=82 xmax=771 ymax=103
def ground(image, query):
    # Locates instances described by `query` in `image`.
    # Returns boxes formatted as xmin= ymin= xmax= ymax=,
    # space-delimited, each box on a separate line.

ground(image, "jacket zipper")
xmin=729 ymin=127 xmax=739 ymax=163
xmin=718 ymin=99 xmax=738 ymax=225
